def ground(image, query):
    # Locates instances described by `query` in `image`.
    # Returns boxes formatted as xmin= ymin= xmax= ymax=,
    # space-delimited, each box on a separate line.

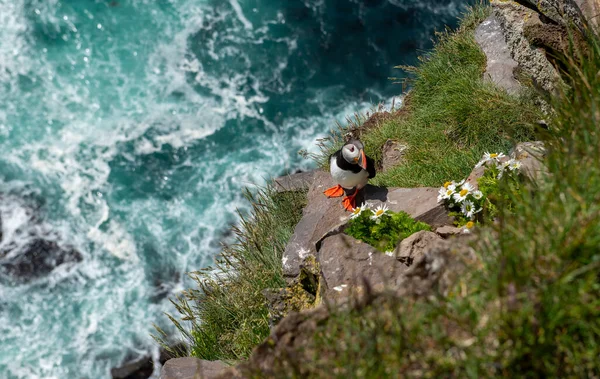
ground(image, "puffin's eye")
xmin=349 ymin=146 xmax=355 ymax=152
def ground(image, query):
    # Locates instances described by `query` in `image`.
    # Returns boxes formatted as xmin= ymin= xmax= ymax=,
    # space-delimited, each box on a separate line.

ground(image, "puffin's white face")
xmin=342 ymin=144 xmax=360 ymax=164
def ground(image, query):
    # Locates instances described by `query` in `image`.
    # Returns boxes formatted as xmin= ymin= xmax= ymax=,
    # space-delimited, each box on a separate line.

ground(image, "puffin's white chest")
xmin=330 ymin=155 xmax=369 ymax=189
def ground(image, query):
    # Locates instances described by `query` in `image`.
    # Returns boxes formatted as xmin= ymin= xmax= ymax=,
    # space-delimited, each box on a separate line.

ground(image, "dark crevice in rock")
xmin=300 ymin=268 xmax=319 ymax=297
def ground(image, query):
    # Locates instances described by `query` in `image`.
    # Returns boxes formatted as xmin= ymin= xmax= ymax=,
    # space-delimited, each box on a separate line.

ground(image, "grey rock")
xmin=373 ymin=187 xmax=453 ymax=227
xmin=0 ymin=196 xmax=82 ymax=282
xmin=282 ymin=172 xmax=349 ymax=280
xmin=381 ymin=139 xmax=408 ymax=171
xmin=161 ymin=358 xmax=226 ymax=379
xmin=464 ymin=163 xmax=486 ymax=191
xmin=273 ymin=171 xmax=316 ymax=193
xmin=475 ymin=15 xmax=521 ymax=94
xmin=317 ymin=233 xmax=408 ymax=303
xmin=395 ymin=231 xmax=443 ymax=267
xmin=510 ymin=141 xmax=547 ymax=181
xmin=398 ymin=238 xmax=477 ymax=298
xmin=111 ymin=356 xmax=153 ymax=379
xmin=576 ymin=0 xmax=600 ymax=28
xmin=0 ymin=239 xmax=82 ymax=281
xmin=510 ymin=141 xmax=546 ymax=157
xmin=435 ymin=225 xmax=464 ymax=238
xmin=491 ymin=0 xmax=562 ymax=93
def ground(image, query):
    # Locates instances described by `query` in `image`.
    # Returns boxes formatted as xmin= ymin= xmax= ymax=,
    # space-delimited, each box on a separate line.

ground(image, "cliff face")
xmin=160 ymin=1 xmax=600 ymax=378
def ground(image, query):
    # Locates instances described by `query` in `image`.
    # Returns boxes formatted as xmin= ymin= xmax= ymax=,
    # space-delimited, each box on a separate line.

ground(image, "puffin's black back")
xmin=366 ymin=155 xmax=376 ymax=178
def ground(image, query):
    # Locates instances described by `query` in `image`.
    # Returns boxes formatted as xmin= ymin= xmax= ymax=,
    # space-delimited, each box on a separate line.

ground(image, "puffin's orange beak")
xmin=359 ymin=149 xmax=367 ymax=170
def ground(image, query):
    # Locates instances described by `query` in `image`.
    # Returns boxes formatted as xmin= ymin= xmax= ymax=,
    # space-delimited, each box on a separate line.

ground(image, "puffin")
xmin=323 ymin=139 xmax=376 ymax=211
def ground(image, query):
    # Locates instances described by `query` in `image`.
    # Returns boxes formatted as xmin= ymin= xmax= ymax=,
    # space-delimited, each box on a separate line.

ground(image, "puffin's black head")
xmin=341 ymin=139 xmax=367 ymax=170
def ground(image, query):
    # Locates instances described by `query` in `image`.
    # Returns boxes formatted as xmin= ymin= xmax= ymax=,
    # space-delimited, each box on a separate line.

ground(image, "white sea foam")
xmin=0 ymin=0 xmax=30 ymax=82
xmin=229 ymin=0 xmax=253 ymax=30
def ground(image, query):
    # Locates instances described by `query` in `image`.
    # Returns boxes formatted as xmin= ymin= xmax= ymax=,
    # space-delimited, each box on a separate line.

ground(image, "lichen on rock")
xmin=263 ymin=255 xmax=321 ymax=327
xmin=491 ymin=0 xmax=564 ymax=94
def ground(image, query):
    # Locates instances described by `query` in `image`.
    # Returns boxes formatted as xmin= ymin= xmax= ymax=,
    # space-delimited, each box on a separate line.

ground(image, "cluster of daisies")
xmin=475 ymin=152 xmax=522 ymax=179
xmin=437 ymin=180 xmax=484 ymax=219
xmin=350 ymin=203 xmax=389 ymax=222
xmin=437 ymin=152 xmax=522 ymax=221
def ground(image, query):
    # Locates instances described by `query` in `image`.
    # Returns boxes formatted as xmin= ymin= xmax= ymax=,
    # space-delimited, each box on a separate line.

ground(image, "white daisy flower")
xmin=508 ymin=159 xmax=522 ymax=171
xmin=437 ymin=187 xmax=446 ymax=202
xmin=437 ymin=187 xmax=455 ymax=202
xmin=474 ymin=160 xmax=485 ymax=168
xmin=472 ymin=190 xmax=483 ymax=200
xmin=443 ymin=181 xmax=457 ymax=191
xmin=488 ymin=152 xmax=506 ymax=161
xmin=481 ymin=152 xmax=506 ymax=165
xmin=371 ymin=204 xmax=389 ymax=220
xmin=452 ymin=182 xmax=473 ymax=203
xmin=482 ymin=152 xmax=494 ymax=161
xmin=460 ymin=200 xmax=476 ymax=218
xmin=350 ymin=203 xmax=367 ymax=219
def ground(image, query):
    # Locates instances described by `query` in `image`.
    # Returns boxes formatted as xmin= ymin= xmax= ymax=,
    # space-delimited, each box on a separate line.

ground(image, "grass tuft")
xmin=156 ymin=188 xmax=307 ymax=360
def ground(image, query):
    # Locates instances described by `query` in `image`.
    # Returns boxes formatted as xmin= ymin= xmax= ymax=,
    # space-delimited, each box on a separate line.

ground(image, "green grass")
xmin=317 ymin=4 xmax=542 ymax=188
xmin=238 ymin=11 xmax=600 ymax=379
xmin=155 ymin=188 xmax=307 ymax=360
xmin=346 ymin=208 xmax=432 ymax=253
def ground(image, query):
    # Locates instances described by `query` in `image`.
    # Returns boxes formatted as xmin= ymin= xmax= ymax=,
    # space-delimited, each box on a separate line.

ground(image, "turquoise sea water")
xmin=0 ymin=1 xmax=470 ymax=377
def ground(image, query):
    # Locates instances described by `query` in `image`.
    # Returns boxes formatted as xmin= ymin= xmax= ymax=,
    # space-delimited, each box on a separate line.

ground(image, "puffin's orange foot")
xmin=324 ymin=185 xmax=344 ymax=198
xmin=342 ymin=194 xmax=357 ymax=211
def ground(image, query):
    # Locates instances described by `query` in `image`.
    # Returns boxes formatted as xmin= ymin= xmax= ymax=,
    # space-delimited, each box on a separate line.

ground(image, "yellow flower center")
xmin=466 ymin=221 xmax=475 ymax=229
xmin=352 ymin=208 xmax=361 ymax=215
xmin=446 ymin=190 xmax=453 ymax=196
xmin=490 ymin=153 xmax=498 ymax=158
xmin=443 ymin=181 xmax=452 ymax=189
xmin=375 ymin=209 xmax=384 ymax=216
xmin=459 ymin=189 xmax=468 ymax=197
